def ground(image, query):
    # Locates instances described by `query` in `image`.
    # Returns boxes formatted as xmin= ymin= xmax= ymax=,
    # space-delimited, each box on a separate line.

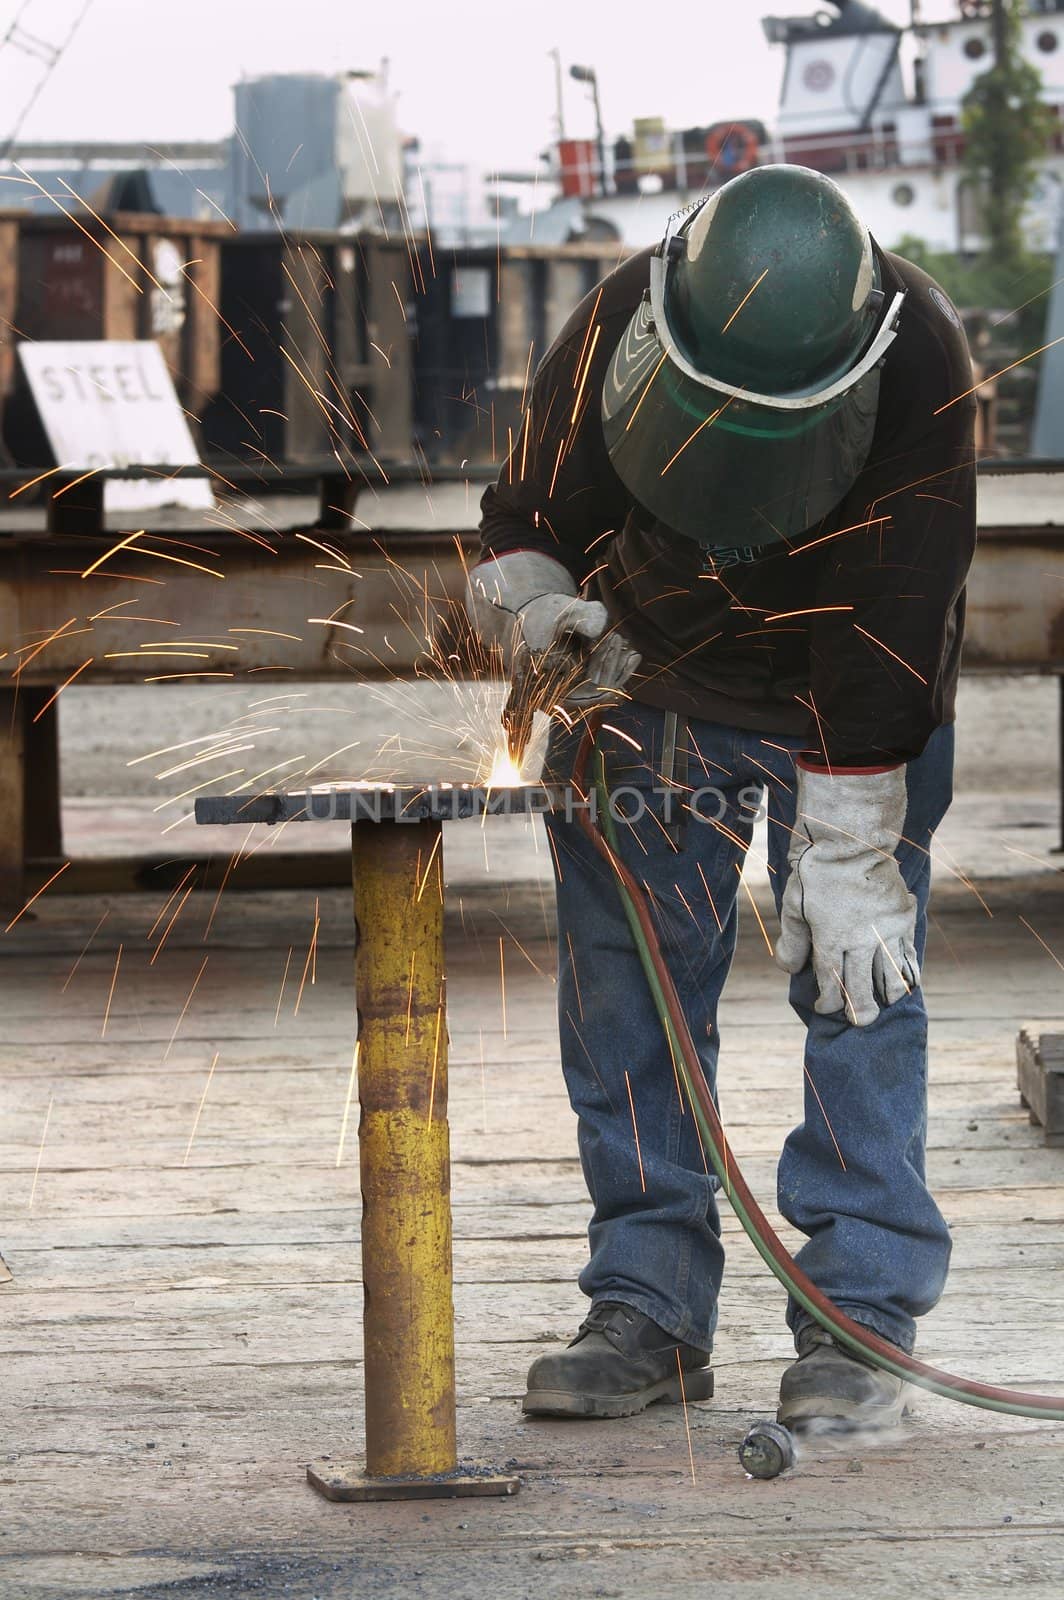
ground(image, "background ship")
xmin=546 ymin=0 xmax=1064 ymax=255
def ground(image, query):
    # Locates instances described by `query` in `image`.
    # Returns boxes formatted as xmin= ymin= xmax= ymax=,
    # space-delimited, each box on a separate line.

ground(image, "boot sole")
xmin=522 ymin=1367 xmax=714 ymax=1420
xmin=777 ymin=1392 xmax=909 ymax=1432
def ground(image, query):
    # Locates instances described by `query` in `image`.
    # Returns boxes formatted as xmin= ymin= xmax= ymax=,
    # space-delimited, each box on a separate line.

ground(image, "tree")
xmin=960 ymin=0 xmax=1056 ymax=268
xmin=892 ymin=232 xmax=1050 ymax=345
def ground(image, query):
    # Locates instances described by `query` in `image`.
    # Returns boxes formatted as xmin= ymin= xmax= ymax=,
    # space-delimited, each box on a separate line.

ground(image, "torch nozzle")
xmin=502 ymin=667 xmax=536 ymax=771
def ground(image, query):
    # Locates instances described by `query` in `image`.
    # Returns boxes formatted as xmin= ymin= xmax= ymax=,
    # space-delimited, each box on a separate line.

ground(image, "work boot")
xmin=778 ymin=1324 xmax=910 ymax=1431
xmin=522 ymin=1301 xmax=714 ymax=1419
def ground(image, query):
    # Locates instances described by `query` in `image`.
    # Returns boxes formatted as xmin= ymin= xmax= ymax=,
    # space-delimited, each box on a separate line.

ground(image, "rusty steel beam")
xmin=0 ymin=529 xmax=476 ymax=684
xmin=3 ymin=514 xmax=1064 ymax=683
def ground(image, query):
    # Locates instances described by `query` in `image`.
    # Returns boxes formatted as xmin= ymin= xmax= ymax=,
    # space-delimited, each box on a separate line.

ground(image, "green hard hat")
xmin=601 ymin=164 xmax=905 ymax=553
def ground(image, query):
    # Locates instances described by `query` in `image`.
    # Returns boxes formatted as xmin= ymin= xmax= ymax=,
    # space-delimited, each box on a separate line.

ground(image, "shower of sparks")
xmin=674 ymin=883 xmax=703 ymax=935
xmin=934 ymin=331 xmax=1064 ymax=414
xmin=427 ymin=983 xmax=445 ymax=1126
xmin=721 ymin=267 xmax=769 ymax=334
xmin=624 ymin=1069 xmax=646 ymax=1193
xmin=10 ymin=616 xmax=78 ymax=681
xmin=336 ymin=1041 xmax=360 ymax=1166
xmin=487 ymin=746 xmax=524 ymax=787
xmin=154 ymin=745 xmax=256 ymax=782
xmin=599 ymin=722 xmax=642 ymax=752
xmin=305 ymin=741 xmax=362 ymax=778
xmin=274 ymin=947 xmax=294 ymax=1026
xmin=836 ymin=969 xmax=859 ymax=1027
xmin=930 ymin=836 xmax=994 ymax=917
xmin=8 ymin=463 xmax=74 ymax=499
xmin=183 ymin=1052 xmax=220 ymax=1166
xmin=80 ymin=530 xmax=145 ymax=578
xmin=62 ymin=909 xmax=110 ymax=993
xmin=150 ymin=876 xmax=199 ymax=963
xmin=1018 ymin=915 xmax=1064 ymax=973
xmin=928 ymin=908 xmax=963 ymax=971
xmin=871 ymin=925 xmax=913 ymax=1000
xmin=51 ymin=465 xmax=105 ymax=502
xmin=101 ymin=944 xmax=123 ymax=1038
xmin=853 ymin=624 xmax=928 ymax=683
xmin=1001 ymin=842 xmax=1056 ymax=871
xmin=405 ymin=950 xmax=417 ymax=1044
xmin=28 ymin=1097 xmax=54 ymax=1210
xmin=162 ymin=958 xmax=209 ymax=1064
xmin=660 ymin=402 xmax=730 ymax=476
xmin=293 ymin=905 xmax=320 ymax=1016
xmin=15 ymin=163 xmax=144 ymax=291
xmin=696 ymin=863 xmax=723 ymax=933
xmin=4 ymin=863 xmax=70 ymax=933
xmin=569 ymin=325 xmax=602 ymax=427
xmin=737 ymin=870 xmax=774 ymax=956
xmin=203 ymin=833 xmax=254 ymax=942
xmin=415 ymin=831 xmax=444 ymax=902
xmin=624 ymin=348 xmax=670 ymax=435
xmin=675 ymin=1351 xmax=698 ymax=1486
xmin=566 ymin=930 xmax=584 ymax=1020
xmin=803 ymin=1064 xmax=847 ymax=1172
xmin=31 ymin=659 xmax=94 ymax=720
xmin=786 ymin=514 xmax=890 ymax=554
xmin=487 ymin=912 xmax=552 ymax=982
xmin=764 ymin=606 xmax=852 ymax=623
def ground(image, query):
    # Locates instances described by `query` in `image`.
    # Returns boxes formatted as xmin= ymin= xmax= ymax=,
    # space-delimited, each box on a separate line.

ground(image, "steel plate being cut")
xmin=194 ymin=784 xmax=562 ymax=826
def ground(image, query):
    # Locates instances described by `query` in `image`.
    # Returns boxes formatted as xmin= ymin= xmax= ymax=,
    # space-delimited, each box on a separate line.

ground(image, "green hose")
xmin=589 ymin=740 xmax=1064 ymax=1420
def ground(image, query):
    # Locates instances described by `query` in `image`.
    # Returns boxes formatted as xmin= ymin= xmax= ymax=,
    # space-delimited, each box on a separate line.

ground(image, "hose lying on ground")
xmin=571 ymin=720 xmax=1064 ymax=1420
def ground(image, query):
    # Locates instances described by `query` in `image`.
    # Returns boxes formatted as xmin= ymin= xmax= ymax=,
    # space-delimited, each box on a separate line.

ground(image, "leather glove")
xmin=775 ymin=764 xmax=918 ymax=1027
xmin=465 ymin=550 xmax=640 ymax=706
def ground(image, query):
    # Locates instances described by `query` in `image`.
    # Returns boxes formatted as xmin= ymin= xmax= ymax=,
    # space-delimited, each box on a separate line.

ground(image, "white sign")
xmin=18 ymin=340 xmax=213 ymax=512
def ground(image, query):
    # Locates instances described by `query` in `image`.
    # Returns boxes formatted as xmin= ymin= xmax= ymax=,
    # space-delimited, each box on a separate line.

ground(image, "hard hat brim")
xmin=601 ymin=285 xmax=900 ymax=549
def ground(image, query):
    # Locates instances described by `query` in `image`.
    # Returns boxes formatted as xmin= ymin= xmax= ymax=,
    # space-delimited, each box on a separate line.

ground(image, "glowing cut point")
xmin=485 ymin=746 xmax=524 ymax=788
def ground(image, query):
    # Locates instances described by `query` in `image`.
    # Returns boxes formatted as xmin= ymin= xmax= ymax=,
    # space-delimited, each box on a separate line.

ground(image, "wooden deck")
xmin=2 ymin=850 xmax=1064 ymax=1600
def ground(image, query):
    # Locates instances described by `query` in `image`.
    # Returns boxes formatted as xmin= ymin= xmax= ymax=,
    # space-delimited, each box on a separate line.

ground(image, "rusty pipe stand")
xmin=194 ymin=786 xmax=533 ymax=1503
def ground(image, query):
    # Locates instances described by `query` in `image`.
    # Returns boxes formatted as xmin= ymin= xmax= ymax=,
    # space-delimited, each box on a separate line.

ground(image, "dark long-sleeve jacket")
xmin=477 ymin=243 xmax=977 ymax=768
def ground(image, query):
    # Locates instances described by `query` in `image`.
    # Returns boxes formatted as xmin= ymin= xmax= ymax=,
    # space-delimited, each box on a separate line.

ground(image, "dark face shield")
xmin=601 ymin=250 xmax=905 ymax=552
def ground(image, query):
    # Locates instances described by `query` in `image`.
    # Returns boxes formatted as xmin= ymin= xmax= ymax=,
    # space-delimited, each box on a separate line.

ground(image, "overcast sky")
xmin=0 ymin=0 xmax=937 ymax=172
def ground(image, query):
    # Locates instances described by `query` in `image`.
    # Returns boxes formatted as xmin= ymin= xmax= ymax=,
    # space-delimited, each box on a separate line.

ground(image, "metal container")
xmin=413 ymin=242 xmax=622 ymax=468
xmin=0 ymin=212 xmax=20 ymax=433
xmin=13 ymin=212 xmax=226 ymax=414
xmin=201 ymin=231 xmax=413 ymax=464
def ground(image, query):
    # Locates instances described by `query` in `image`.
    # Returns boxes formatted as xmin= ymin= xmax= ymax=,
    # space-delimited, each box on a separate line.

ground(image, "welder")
xmin=466 ymin=164 xmax=976 ymax=1431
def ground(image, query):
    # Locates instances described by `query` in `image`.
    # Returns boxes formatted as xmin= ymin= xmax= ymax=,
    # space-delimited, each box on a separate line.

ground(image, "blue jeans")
xmin=542 ymin=703 xmax=955 ymax=1356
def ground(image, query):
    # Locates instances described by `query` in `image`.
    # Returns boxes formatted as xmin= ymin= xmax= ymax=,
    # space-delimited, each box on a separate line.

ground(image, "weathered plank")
xmin=2 ymin=873 xmax=1063 ymax=1600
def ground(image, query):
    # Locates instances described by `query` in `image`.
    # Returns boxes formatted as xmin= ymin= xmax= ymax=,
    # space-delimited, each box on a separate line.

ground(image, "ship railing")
xmin=551 ymin=108 xmax=1064 ymax=198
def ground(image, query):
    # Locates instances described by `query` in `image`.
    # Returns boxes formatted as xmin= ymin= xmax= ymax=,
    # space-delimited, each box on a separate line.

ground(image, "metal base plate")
xmin=307 ymin=1460 xmax=520 ymax=1501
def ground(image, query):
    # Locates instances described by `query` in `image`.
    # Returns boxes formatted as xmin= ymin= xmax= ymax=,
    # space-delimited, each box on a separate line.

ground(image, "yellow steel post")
xmin=306 ymin=814 xmax=517 ymax=1502
xmin=355 ymin=816 xmax=456 ymax=1477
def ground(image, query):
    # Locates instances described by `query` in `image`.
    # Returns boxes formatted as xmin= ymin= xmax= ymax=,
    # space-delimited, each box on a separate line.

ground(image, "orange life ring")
xmin=705 ymin=122 xmax=760 ymax=174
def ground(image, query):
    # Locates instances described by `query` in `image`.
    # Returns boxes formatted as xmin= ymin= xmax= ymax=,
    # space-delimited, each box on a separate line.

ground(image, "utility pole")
xmin=548 ymin=48 xmax=566 ymax=141
xmin=989 ymin=0 xmax=1010 ymax=246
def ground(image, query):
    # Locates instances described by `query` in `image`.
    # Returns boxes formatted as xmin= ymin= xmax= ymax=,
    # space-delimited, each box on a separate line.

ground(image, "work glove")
xmin=465 ymin=550 xmax=640 ymax=707
xmin=775 ymin=764 xmax=918 ymax=1027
